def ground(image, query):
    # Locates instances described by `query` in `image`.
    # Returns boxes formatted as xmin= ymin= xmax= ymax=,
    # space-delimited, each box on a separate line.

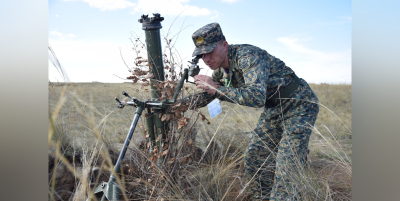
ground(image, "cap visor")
xmin=192 ymin=42 xmax=217 ymax=57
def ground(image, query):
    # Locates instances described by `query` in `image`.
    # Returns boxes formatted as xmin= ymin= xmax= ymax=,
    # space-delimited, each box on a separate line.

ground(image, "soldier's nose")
xmin=202 ymin=53 xmax=210 ymax=62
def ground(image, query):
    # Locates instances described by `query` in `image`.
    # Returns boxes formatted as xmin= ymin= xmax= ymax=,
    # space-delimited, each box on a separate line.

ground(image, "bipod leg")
xmin=88 ymin=107 xmax=143 ymax=201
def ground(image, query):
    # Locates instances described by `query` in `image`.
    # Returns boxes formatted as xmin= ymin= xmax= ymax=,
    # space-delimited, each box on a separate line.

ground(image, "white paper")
xmin=207 ymin=99 xmax=222 ymax=119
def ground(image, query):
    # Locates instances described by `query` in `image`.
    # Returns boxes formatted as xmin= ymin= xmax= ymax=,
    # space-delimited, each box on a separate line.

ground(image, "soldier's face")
xmin=202 ymin=41 xmax=227 ymax=70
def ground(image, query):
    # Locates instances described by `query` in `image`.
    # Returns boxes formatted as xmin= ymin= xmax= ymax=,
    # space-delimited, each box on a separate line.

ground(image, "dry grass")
xmin=48 ymin=81 xmax=351 ymax=201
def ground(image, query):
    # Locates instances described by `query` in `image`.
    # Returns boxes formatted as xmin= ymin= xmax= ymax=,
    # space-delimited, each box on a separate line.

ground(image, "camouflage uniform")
xmin=186 ymin=23 xmax=319 ymax=200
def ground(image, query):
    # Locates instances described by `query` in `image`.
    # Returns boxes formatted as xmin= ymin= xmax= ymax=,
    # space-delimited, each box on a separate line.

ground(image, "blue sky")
xmin=48 ymin=0 xmax=351 ymax=84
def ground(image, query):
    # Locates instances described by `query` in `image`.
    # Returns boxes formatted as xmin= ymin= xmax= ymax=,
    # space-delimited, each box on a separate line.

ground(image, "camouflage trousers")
xmin=244 ymin=80 xmax=319 ymax=200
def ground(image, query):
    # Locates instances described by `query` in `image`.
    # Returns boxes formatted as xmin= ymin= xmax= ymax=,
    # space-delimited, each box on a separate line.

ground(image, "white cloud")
xmin=84 ymin=0 xmax=135 ymax=10
xmin=210 ymin=11 xmax=220 ymax=19
xmin=62 ymin=0 xmax=135 ymax=11
xmin=62 ymin=0 xmax=217 ymax=17
xmin=277 ymin=36 xmax=351 ymax=84
xmin=55 ymin=14 xmax=59 ymax=17
xmin=48 ymin=38 xmax=135 ymax=82
xmin=132 ymin=0 xmax=216 ymax=17
xmin=50 ymin=31 xmax=77 ymax=38
xmin=50 ymin=31 xmax=64 ymax=37
xmin=221 ymin=0 xmax=238 ymax=3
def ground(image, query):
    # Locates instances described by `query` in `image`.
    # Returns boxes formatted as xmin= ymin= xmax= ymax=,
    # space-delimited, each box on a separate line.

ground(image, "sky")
xmin=48 ymin=0 xmax=351 ymax=84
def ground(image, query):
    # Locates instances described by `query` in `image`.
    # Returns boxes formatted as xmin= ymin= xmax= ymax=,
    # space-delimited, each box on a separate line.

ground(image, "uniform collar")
xmin=227 ymin=45 xmax=236 ymax=72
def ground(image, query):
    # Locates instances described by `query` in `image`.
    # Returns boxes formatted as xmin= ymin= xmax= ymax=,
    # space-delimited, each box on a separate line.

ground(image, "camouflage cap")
xmin=191 ymin=23 xmax=225 ymax=57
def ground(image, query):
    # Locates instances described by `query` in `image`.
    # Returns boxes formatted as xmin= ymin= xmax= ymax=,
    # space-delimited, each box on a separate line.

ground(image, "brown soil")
xmin=309 ymin=156 xmax=352 ymax=200
xmin=48 ymin=154 xmax=82 ymax=201
xmin=48 ymin=150 xmax=123 ymax=201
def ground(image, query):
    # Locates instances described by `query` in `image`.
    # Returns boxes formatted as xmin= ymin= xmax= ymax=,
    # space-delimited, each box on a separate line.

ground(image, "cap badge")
xmin=195 ymin=36 xmax=204 ymax=44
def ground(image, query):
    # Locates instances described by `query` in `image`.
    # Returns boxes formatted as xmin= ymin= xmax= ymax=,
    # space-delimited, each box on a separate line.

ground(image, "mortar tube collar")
xmin=138 ymin=13 xmax=164 ymax=30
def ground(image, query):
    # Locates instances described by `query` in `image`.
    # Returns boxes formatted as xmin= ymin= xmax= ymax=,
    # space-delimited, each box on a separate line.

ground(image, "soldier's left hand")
xmin=194 ymin=75 xmax=218 ymax=95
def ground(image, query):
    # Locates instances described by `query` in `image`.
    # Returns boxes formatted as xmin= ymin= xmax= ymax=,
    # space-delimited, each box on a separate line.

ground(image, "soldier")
xmin=183 ymin=23 xmax=319 ymax=200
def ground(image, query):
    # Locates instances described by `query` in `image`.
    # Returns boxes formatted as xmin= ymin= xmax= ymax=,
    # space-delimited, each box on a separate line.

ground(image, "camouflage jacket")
xmin=184 ymin=44 xmax=297 ymax=108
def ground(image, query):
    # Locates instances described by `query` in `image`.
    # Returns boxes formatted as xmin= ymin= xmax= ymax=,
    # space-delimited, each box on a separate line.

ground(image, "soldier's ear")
xmin=222 ymin=41 xmax=228 ymax=51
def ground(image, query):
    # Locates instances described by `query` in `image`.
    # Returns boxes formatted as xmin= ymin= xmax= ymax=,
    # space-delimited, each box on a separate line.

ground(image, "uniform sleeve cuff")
xmin=215 ymin=86 xmax=228 ymax=100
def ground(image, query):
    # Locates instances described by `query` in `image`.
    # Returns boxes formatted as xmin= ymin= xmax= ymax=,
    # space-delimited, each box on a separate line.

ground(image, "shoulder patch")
xmin=238 ymin=57 xmax=251 ymax=70
xmin=245 ymin=69 xmax=258 ymax=84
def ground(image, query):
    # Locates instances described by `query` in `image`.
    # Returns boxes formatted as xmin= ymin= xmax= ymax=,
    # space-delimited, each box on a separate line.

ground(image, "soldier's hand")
xmin=194 ymin=75 xmax=218 ymax=95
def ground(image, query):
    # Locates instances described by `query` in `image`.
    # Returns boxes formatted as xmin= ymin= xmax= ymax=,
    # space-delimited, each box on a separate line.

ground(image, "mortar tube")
xmin=139 ymin=14 xmax=168 ymax=165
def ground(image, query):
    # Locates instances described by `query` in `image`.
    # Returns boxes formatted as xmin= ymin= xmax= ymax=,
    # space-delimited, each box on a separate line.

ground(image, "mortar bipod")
xmin=88 ymin=91 xmax=169 ymax=201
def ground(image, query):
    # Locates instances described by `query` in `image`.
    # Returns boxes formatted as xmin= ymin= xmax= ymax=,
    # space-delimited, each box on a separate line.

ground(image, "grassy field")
xmin=48 ymin=82 xmax=351 ymax=200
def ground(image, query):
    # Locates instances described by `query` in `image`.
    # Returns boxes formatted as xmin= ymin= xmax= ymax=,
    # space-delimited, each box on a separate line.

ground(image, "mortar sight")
xmin=138 ymin=13 xmax=164 ymax=30
xmin=188 ymin=55 xmax=202 ymax=77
